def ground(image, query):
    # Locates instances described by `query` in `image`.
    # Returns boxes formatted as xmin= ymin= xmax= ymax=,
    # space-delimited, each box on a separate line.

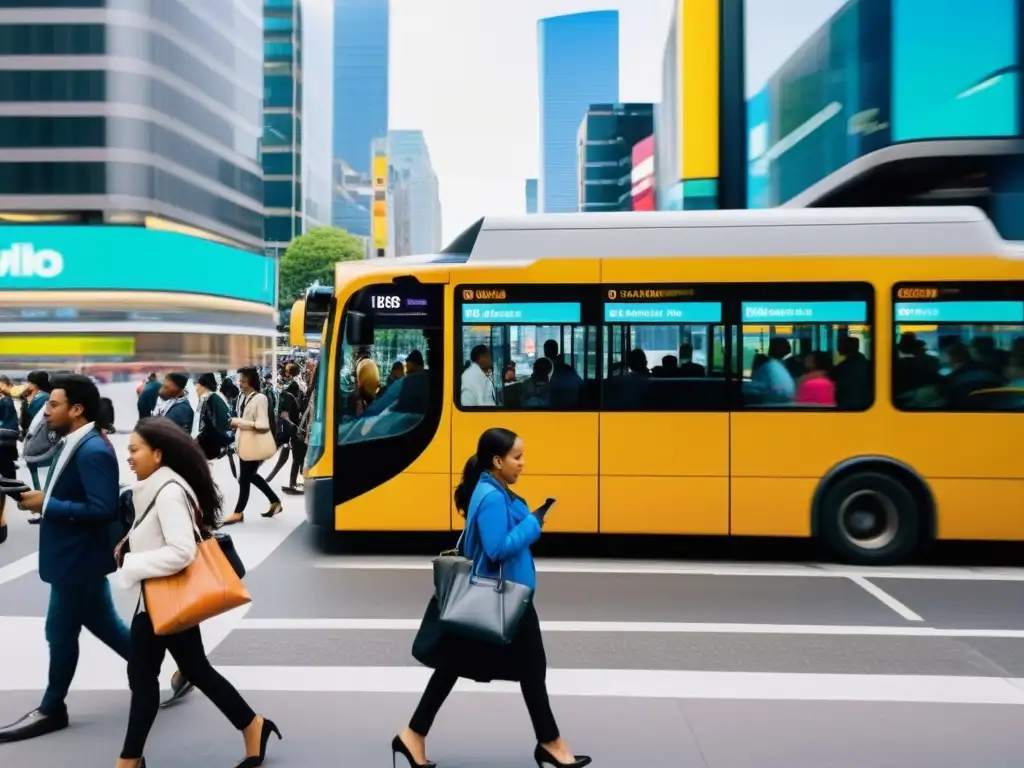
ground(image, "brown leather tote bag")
xmin=143 ymin=486 xmax=251 ymax=635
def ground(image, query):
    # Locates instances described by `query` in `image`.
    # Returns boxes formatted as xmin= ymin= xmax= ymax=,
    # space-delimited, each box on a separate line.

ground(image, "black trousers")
xmin=409 ymin=611 xmax=560 ymax=744
xmin=234 ymin=458 xmax=280 ymax=513
xmin=289 ymin=438 xmax=307 ymax=487
xmin=121 ymin=611 xmax=256 ymax=758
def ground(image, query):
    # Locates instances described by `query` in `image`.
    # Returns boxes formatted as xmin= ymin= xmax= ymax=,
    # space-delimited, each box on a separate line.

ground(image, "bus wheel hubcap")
xmin=839 ymin=489 xmax=898 ymax=551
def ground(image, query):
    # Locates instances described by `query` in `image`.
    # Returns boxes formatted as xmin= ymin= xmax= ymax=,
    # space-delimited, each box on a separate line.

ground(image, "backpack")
xmin=198 ymin=396 xmax=233 ymax=461
xmin=263 ymin=387 xmax=286 ymax=447
xmin=23 ymin=407 xmax=59 ymax=467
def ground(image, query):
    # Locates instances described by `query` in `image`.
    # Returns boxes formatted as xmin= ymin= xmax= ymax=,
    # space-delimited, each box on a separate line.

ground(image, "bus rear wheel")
xmin=819 ymin=471 xmax=920 ymax=566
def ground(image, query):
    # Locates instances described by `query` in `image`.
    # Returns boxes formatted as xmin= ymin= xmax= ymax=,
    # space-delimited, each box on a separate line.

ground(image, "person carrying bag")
xmin=112 ymin=418 xmax=280 ymax=768
xmin=396 ymin=428 xmax=591 ymax=768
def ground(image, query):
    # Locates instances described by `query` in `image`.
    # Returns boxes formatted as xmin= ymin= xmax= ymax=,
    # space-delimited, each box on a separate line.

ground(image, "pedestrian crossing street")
xmin=3 ymin=437 xmax=1024 ymax=764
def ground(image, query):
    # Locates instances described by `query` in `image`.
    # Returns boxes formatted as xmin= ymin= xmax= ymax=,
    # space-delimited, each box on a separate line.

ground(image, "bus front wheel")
xmin=819 ymin=471 xmax=921 ymax=566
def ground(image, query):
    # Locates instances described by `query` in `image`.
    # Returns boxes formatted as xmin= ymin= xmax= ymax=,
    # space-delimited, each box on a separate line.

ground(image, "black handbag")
xmin=214 ymin=532 xmax=245 ymax=579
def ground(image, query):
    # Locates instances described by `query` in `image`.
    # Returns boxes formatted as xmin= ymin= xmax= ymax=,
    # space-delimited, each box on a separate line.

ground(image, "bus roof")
xmin=442 ymin=206 xmax=1010 ymax=262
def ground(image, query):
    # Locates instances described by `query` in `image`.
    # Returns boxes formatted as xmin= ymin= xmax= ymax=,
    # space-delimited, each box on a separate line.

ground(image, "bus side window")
xmin=739 ymin=316 xmax=874 ymax=411
xmin=601 ymin=322 xmax=728 ymax=411
xmin=457 ymin=323 xmax=599 ymax=410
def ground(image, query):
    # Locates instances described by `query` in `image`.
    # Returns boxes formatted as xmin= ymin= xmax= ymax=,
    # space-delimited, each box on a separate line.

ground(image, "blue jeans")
xmin=40 ymin=577 xmax=131 ymax=716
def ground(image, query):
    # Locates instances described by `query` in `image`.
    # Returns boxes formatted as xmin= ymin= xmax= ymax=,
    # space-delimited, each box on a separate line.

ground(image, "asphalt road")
xmin=2 ymin=435 xmax=1024 ymax=766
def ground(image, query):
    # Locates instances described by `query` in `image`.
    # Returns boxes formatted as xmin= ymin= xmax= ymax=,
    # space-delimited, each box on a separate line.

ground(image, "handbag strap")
xmin=459 ymin=484 xmax=511 ymax=583
xmin=132 ymin=479 xmax=205 ymax=543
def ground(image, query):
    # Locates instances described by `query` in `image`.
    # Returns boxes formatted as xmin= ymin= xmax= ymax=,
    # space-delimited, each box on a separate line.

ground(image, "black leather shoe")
xmin=159 ymin=672 xmax=195 ymax=708
xmin=0 ymin=708 xmax=69 ymax=743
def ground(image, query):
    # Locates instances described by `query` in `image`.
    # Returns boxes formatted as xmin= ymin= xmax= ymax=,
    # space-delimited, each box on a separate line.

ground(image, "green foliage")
xmin=279 ymin=226 xmax=364 ymax=306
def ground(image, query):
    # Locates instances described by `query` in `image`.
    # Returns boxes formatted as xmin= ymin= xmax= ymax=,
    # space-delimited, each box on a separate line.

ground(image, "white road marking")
xmin=848 ymin=576 xmax=924 ymax=621
xmin=312 ymin=557 xmax=1024 ymax=582
xmin=232 ymin=617 xmax=1024 ymax=637
xmin=0 ymin=554 xmax=37 ymax=588
xmin=211 ymin=666 xmax=1024 ymax=705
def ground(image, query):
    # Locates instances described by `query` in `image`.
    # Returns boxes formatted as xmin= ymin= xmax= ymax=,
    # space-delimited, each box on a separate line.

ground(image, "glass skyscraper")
xmin=0 ymin=0 xmax=265 ymax=250
xmin=525 ymin=178 xmax=538 ymax=213
xmin=577 ymin=103 xmax=655 ymax=212
xmin=538 ymin=11 xmax=619 ymax=213
xmin=263 ymin=0 xmax=334 ymax=252
xmin=387 ymin=130 xmax=442 ymax=255
xmin=332 ymin=0 xmax=389 ymax=237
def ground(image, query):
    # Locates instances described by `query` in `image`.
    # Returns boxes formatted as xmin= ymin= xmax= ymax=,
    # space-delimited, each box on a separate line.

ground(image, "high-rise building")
xmin=577 ymin=103 xmax=655 ymax=214
xmin=0 ymin=0 xmax=275 ymax=371
xmin=332 ymin=0 xmax=389 ymax=237
xmin=263 ymin=0 xmax=334 ymax=254
xmin=389 ymin=166 xmax=413 ymax=258
xmin=577 ymin=103 xmax=654 ymax=213
xmin=387 ymin=130 xmax=442 ymax=254
xmin=538 ymin=11 xmax=619 ymax=213
xmin=525 ymin=179 xmax=538 ymax=213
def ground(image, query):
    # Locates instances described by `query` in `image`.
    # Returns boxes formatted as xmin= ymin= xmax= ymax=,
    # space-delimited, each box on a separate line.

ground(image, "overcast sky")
xmin=389 ymin=0 xmax=848 ymax=243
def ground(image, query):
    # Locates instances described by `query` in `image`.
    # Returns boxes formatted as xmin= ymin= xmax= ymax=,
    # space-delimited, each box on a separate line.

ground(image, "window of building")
xmin=0 ymin=70 xmax=105 ymax=101
xmin=892 ymin=282 xmax=1024 ymax=412
xmin=264 ymin=214 xmax=298 ymax=243
xmin=602 ymin=292 xmax=728 ymax=410
xmin=264 ymin=179 xmax=297 ymax=209
xmin=738 ymin=284 xmax=874 ymax=410
xmin=0 ymin=116 xmax=104 ymax=148
xmin=263 ymin=75 xmax=294 ymax=108
xmin=0 ymin=23 xmax=104 ymax=54
xmin=264 ymin=41 xmax=293 ymax=62
xmin=0 ymin=161 xmax=105 ymax=194
xmin=262 ymin=151 xmax=294 ymax=176
xmin=263 ymin=113 xmax=296 ymax=146
xmin=455 ymin=285 xmax=599 ymax=410
xmin=264 ymin=16 xmax=293 ymax=33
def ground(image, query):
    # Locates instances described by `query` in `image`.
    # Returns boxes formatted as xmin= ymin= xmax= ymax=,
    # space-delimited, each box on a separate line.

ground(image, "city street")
xmin=2 ymin=437 xmax=1024 ymax=765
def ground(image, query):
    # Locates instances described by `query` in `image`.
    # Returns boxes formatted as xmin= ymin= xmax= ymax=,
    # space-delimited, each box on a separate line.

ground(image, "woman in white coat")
xmin=222 ymin=366 xmax=281 ymax=525
xmin=114 ymin=418 xmax=281 ymax=768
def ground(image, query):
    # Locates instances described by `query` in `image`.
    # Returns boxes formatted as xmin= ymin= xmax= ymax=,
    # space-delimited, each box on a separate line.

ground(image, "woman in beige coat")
xmin=222 ymin=367 xmax=281 ymax=525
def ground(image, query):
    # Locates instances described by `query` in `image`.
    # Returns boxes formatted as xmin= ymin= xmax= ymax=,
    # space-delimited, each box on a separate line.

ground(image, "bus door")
xmin=332 ymin=277 xmax=450 ymax=531
xmin=452 ymin=279 xmax=602 ymax=533
xmin=597 ymin=282 xmax=731 ymax=535
xmin=730 ymin=284 xmax=876 ymax=537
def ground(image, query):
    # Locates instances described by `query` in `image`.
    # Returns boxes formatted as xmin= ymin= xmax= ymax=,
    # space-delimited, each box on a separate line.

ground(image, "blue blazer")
xmin=463 ymin=473 xmax=541 ymax=590
xmin=38 ymin=429 xmax=120 ymax=584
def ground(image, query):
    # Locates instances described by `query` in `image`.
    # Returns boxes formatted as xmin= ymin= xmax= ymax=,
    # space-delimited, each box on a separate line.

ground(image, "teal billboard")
xmin=0 ymin=226 xmax=276 ymax=305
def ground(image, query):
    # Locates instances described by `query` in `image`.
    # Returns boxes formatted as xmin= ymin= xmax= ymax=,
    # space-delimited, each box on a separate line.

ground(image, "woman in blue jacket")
xmin=393 ymin=428 xmax=590 ymax=768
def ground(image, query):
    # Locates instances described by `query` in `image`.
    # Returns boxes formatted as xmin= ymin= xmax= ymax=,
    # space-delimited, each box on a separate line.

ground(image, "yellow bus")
xmin=292 ymin=206 xmax=1024 ymax=565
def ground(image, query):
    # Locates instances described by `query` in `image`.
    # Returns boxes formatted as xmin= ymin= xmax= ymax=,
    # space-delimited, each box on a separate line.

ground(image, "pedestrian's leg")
xmin=40 ymin=584 xmax=84 ymax=717
xmin=80 ymin=577 xmax=131 ymax=661
xmin=118 ymin=611 xmax=166 ymax=761
xmin=398 ymin=669 xmax=458 ymax=764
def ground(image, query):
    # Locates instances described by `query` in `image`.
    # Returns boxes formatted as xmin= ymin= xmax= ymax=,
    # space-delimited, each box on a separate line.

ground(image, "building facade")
xmin=263 ymin=0 xmax=334 ymax=254
xmin=538 ymin=11 xmax=619 ymax=213
xmin=332 ymin=0 xmax=388 ymax=238
xmin=577 ymin=103 xmax=654 ymax=213
xmin=387 ymin=129 xmax=442 ymax=254
xmin=744 ymin=0 xmax=1024 ymax=238
xmin=525 ymin=178 xmax=538 ymax=213
xmin=0 ymin=0 xmax=274 ymax=374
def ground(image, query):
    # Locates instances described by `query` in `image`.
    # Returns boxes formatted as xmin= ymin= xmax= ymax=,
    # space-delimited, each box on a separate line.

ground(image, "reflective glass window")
xmin=0 ymin=116 xmax=105 ymax=147
xmin=0 ymin=23 xmax=104 ymax=54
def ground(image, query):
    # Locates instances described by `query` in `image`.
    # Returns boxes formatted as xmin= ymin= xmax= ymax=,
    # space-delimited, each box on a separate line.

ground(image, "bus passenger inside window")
xmin=893 ymin=327 xmax=1024 ymax=411
xmin=740 ymin=322 xmax=873 ymax=411
xmin=458 ymin=323 xmax=598 ymax=409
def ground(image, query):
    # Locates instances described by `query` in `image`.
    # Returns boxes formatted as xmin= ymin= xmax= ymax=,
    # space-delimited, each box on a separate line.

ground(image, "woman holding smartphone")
xmin=392 ymin=427 xmax=590 ymax=768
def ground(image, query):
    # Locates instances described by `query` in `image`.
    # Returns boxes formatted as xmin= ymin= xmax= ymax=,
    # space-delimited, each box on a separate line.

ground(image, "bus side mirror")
xmin=345 ymin=310 xmax=375 ymax=346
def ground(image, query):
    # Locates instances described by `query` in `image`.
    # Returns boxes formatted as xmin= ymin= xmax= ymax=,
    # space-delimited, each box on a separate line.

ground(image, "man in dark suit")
xmin=0 ymin=374 xmax=131 ymax=743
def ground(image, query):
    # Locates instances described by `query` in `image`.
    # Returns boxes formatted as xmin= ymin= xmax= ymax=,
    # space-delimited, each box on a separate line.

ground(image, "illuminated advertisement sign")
xmin=0 ymin=226 xmax=275 ymax=305
xmin=741 ymin=302 xmax=868 ymax=323
xmin=751 ymin=0 xmax=1021 ymax=207
xmin=631 ymin=135 xmax=656 ymax=211
xmin=892 ymin=0 xmax=1019 ymax=141
xmin=894 ymin=301 xmax=1024 ymax=323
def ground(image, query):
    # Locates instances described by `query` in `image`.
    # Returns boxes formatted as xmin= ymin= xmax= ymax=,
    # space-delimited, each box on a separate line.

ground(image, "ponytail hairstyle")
xmin=453 ymin=426 xmax=519 ymax=515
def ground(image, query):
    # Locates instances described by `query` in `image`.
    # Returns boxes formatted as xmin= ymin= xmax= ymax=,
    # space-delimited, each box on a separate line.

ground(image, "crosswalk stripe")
xmin=311 ymin=558 xmax=1024 ymax=581
xmin=232 ymin=618 xmax=1024 ymax=638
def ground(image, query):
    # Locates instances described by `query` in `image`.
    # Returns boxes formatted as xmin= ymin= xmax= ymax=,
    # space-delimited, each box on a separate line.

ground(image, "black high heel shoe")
xmin=534 ymin=744 xmax=592 ymax=767
xmin=391 ymin=734 xmax=435 ymax=767
xmin=233 ymin=717 xmax=281 ymax=767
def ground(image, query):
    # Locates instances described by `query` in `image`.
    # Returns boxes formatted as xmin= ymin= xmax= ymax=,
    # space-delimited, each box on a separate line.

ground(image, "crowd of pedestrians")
xmin=0 ymin=362 xmax=591 ymax=766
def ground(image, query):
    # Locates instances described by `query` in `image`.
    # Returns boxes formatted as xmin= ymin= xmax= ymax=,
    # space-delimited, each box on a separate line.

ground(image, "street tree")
xmin=278 ymin=226 xmax=364 ymax=305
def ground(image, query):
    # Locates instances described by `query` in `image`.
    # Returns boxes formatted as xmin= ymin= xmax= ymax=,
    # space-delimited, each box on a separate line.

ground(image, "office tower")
xmin=0 ymin=0 xmax=275 ymax=371
xmin=525 ymin=179 xmax=538 ymax=213
xmin=332 ymin=0 xmax=389 ymax=238
xmin=387 ymin=130 xmax=442 ymax=254
xmin=538 ymin=11 xmax=619 ymax=213
xmin=264 ymin=0 xmax=334 ymax=254
xmin=577 ymin=103 xmax=655 ymax=212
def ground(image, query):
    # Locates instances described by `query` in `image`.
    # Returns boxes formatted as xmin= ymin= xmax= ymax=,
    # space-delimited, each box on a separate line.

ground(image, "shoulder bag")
xmin=139 ymin=481 xmax=251 ymax=635
xmin=432 ymin=487 xmax=533 ymax=646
